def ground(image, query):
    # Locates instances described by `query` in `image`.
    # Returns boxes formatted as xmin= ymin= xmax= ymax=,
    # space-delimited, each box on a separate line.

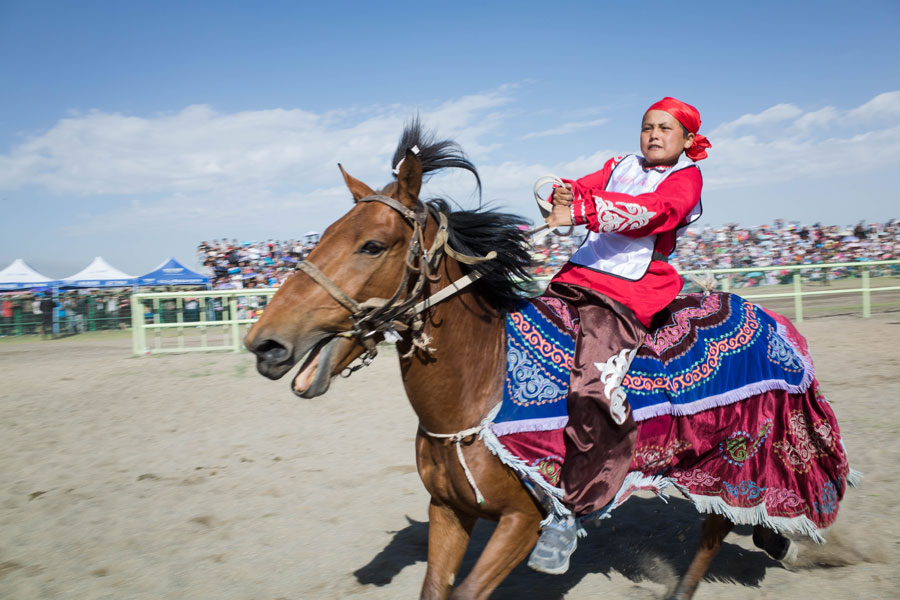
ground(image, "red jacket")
xmin=551 ymin=156 xmax=703 ymax=327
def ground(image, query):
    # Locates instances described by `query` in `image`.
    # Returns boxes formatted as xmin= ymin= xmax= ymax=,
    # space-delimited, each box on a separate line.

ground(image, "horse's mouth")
xmin=291 ymin=336 xmax=342 ymax=398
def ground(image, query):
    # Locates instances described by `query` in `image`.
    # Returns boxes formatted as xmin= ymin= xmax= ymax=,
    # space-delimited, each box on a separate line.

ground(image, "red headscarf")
xmin=646 ymin=97 xmax=711 ymax=161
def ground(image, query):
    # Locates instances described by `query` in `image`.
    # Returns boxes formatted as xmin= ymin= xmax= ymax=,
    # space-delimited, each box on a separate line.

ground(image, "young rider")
xmin=528 ymin=97 xmax=711 ymax=574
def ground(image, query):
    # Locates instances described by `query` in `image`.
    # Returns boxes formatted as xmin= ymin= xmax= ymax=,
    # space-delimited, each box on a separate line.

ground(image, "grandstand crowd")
xmin=196 ymin=237 xmax=318 ymax=289
xmin=194 ymin=220 xmax=898 ymax=289
xmin=528 ymin=219 xmax=898 ymax=281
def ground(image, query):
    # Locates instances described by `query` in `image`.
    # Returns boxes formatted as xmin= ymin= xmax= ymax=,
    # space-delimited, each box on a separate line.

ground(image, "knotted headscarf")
xmin=646 ymin=97 xmax=711 ymax=161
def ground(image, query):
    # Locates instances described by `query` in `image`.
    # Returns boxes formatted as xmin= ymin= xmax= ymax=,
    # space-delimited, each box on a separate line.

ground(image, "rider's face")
xmin=641 ymin=110 xmax=694 ymax=166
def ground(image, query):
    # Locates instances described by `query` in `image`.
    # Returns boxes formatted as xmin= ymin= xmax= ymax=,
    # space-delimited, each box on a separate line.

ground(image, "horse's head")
xmin=244 ymin=146 xmax=426 ymax=397
xmin=246 ymin=122 xmax=533 ymax=398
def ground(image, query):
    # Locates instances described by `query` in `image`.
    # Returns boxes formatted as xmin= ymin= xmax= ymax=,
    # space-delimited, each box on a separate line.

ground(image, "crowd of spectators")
xmin=195 ymin=220 xmax=898 ymax=289
xmin=527 ymin=219 xmax=899 ymax=284
xmin=669 ymin=219 xmax=898 ymax=271
xmin=196 ymin=237 xmax=319 ymax=289
xmin=0 ymin=292 xmax=131 ymax=337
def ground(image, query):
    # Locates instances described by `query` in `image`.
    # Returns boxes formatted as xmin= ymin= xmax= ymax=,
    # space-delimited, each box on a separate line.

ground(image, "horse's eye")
xmin=358 ymin=240 xmax=386 ymax=256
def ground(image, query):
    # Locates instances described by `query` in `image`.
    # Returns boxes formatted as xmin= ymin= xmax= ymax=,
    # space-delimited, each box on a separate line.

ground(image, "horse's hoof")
xmin=780 ymin=538 xmax=799 ymax=567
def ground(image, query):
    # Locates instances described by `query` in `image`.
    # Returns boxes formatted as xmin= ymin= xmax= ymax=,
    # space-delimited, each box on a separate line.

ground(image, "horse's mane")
xmin=391 ymin=118 xmax=482 ymax=200
xmin=391 ymin=119 xmax=534 ymax=312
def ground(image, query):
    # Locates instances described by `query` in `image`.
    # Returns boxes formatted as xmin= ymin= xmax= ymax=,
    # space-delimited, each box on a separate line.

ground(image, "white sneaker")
xmin=527 ymin=516 xmax=578 ymax=575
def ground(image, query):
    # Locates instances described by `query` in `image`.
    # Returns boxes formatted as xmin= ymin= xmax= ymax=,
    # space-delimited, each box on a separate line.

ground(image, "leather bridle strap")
xmin=358 ymin=194 xmax=422 ymax=225
xmin=296 ymin=261 xmax=363 ymax=315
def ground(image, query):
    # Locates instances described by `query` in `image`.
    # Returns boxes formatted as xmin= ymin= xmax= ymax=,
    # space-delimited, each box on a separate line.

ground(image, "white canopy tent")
xmin=60 ymin=256 xmax=136 ymax=288
xmin=0 ymin=258 xmax=57 ymax=290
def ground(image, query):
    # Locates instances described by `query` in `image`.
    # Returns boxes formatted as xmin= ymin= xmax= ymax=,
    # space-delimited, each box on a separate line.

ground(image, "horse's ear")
xmin=338 ymin=163 xmax=376 ymax=203
xmin=395 ymin=149 xmax=422 ymax=207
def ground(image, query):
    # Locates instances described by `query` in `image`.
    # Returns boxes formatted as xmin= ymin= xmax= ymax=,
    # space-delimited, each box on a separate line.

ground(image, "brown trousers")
xmin=546 ymin=282 xmax=647 ymax=516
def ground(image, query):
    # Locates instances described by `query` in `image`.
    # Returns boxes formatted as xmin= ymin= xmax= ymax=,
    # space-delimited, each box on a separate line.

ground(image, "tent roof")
xmin=0 ymin=258 xmax=57 ymax=290
xmin=61 ymin=256 xmax=135 ymax=288
xmin=138 ymin=257 xmax=209 ymax=286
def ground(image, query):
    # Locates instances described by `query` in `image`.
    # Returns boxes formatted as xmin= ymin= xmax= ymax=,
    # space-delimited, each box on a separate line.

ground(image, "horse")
xmin=245 ymin=122 xmax=836 ymax=599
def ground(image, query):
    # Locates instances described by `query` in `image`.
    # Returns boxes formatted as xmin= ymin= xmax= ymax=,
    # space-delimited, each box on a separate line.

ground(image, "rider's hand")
xmin=545 ymin=203 xmax=573 ymax=229
xmin=552 ymin=183 xmax=574 ymax=206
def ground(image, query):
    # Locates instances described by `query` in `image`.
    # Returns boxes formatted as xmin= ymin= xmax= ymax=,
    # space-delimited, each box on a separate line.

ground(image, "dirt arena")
xmin=1 ymin=312 xmax=898 ymax=599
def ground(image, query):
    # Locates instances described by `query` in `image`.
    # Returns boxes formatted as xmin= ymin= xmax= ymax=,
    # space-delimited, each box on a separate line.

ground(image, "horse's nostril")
xmin=254 ymin=338 xmax=291 ymax=364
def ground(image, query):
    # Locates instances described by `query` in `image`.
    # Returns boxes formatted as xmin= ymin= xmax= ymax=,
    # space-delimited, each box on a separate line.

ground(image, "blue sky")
xmin=1 ymin=0 xmax=898 ymax=277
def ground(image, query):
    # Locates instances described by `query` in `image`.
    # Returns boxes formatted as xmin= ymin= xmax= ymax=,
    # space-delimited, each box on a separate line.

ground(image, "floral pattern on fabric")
xmin=633 ymin=439 xmax=692 ymax=471
xmin=624 ymin=293 xmax=814 ymax=421
xmin=774 ymin=409 xmax=838 ymax=474
xmin=642 ymin=293 xmax=722 ymax=356
xmin=532 ymin=455 xmax=564 ymax=486
xmin=504 ymin=308 xmax=573 ymax=408
xmin=767 ymin=324 xmax=805 ymax=372
xmin=719 ymin=419 xmax=772 ymax=467
xmin=814 ymin=481 xmax=839 ymax=515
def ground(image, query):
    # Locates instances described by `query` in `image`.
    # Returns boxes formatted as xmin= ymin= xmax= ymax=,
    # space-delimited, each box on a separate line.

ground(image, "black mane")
xmin=391 ymin=118 xmax=482 ymax=200
xmin=391 ymin=120 xmax=533 ymax=312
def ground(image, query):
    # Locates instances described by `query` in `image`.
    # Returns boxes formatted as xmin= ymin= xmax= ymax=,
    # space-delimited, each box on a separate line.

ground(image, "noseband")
xmin=295 ymin=194 xmax=496 ymax=375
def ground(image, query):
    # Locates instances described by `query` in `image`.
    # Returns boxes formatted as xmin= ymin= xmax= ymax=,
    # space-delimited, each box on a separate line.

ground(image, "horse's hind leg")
xmin=421 ymin=500 xmax=476 ymax=600
xmin=668 ymin=513 xmax=734 ymax=600
xmin=753 ymin=525 xmax=798 ymax=564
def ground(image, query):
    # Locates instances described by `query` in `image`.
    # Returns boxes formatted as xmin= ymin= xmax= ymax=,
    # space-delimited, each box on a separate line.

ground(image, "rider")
xmin=528 ymin=97 xmax=711 ymax=574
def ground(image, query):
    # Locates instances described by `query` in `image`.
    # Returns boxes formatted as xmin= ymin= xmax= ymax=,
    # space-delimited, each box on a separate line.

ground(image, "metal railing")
xmin=130 ymin=260 xmax=899 ymax=355
xmin=130 ymin=288 xmax=277 ymax=355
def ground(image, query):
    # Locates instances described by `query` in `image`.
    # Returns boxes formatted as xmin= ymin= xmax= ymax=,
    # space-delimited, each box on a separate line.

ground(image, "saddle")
xmin=480 ymin=292 xmax=855 ymax=538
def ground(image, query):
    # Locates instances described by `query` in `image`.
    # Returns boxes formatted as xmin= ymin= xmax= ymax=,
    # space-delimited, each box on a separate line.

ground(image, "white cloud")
xmin=702 ymin=91 xmax=900 ymax=190
xmin=0 ymin=91 xmax=518 ymax=200
xmin=2 ymin=88 xmax=899 ymax=239
xmin=0 ymin=90 xmax=520 ymax=234
xmin=710 ymin=103 xmax=804 ymax=138
xmin=522 ymin=118 xmax=609 ymax=139
xmin=792 ymin=106 xmax=839 ymax=131
xmin=847 ymin=90 xmax=900 ymax=121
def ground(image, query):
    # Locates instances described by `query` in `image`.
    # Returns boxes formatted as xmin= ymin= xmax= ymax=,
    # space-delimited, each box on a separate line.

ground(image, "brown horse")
xmin=245 ymin=123 xmax=793 ymax=599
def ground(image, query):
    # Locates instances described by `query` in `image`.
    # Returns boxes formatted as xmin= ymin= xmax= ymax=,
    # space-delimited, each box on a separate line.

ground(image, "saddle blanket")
xmin=480 ymin=292 xmax=855 ymax=538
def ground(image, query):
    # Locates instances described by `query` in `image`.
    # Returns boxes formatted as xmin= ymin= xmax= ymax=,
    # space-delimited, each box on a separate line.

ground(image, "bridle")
xmin=295 ymin=194 xmax=497 ymax=375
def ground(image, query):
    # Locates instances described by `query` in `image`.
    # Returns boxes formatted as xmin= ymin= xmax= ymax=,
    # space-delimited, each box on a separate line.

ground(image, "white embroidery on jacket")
xmin=592 ymin=195 xmax=656 ymax=233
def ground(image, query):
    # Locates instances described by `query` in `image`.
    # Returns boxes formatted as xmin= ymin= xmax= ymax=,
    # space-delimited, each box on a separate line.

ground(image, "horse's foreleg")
xmin=451 ymin=511 xmax=540 ymax=600
xmin=668 ymin=514 xmax=733 ymax=600
xmin=420 ymin=499 xmax=476 ymax=600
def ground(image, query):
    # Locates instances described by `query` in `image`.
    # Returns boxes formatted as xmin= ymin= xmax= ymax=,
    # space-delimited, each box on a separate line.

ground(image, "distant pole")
xmin=862 ymin=269 xmax=871 ymax=318
xmin=792 ymin=272 xmax=804 ymax=323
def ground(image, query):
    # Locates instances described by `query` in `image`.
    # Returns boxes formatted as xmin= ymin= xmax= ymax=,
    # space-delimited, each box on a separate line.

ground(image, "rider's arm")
xmin=569 ymin=167 xmax=702 ymax=236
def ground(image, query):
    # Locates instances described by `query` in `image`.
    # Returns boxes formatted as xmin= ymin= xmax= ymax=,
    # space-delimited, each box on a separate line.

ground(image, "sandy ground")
xmin=1 ymin=313 xmax=898 ymax=600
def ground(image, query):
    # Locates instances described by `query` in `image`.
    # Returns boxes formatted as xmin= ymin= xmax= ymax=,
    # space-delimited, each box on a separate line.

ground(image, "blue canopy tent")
xmin=138 ymin=257 xmax=210 ymax=288
xmin=0 ymin=259 xmax=58 ymax=290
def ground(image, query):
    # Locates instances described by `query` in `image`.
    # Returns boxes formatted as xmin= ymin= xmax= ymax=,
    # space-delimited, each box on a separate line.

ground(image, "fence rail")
xmin=128 ymin=260 xmax=900 ymax=355
xmin=131 ymin=288 xmax=277 ymax=355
